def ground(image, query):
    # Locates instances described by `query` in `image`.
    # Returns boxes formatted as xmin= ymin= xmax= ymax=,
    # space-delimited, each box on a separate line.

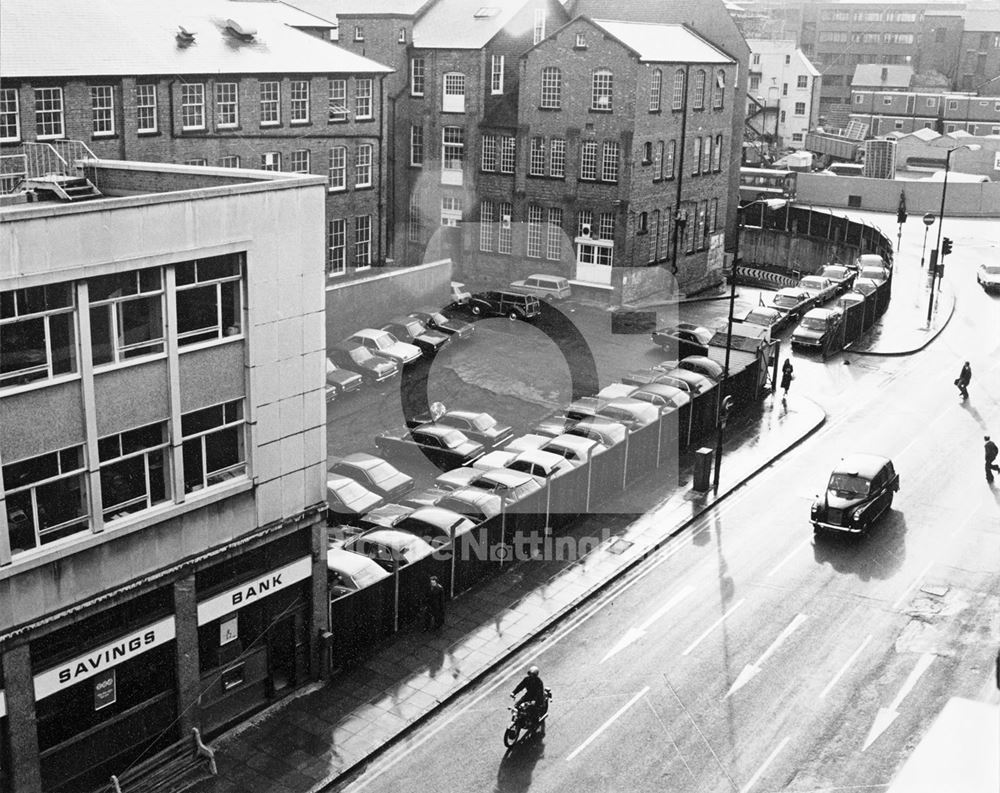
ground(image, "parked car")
xmin=977 ymin=264 xmax=1000 ymax=295
xmin=406 ymin=408 xmax=514 ymax=451
xmin=563 ymin=418 xmax=628 ymax=448
xmin=463 ymin=468 xmax=544 ymax=502
xmin=629 ymin=383 xmax=690 ymax=410
xmin=768 ymin=287 xmax=814 ymax=317
xmin=798 ymin=275 xmax=838 ymax=304
xmin=327 ymin=548 xmax=391 ymax=600
xmin=791 ymin=307 xmax=843 ymax=354
xmin=677 ymin=355 xmax=724 ymax=382
xmin=381 ymin=316 xmax=449 ymax=357
xmin=328 ymin=452 xmax=415 ymax=501
xmin=451 ymin=281 xmax=472 ymax=304
xmin=855 ymin=253 xmax=889 ymax=273
xmin=325 ymin=358 xmax=364 ymax=401
xmin=859 ymin=265 xmax=890 ymax=284
xmin=434 ymin=487 xmax=503 ymax=523
xmin=542 ymin=434 xmax=604 ymax=466
xmin=852 ymin=278 xmax=881 ymax=298
xmin=342 ymin=529 xmax=436 ymax=571
xmin=491 ymin=448 xmax=575 ymax=480
xmin=359 ymin=504 xmax=475 ymax=547
xmin=409 ymin=309 xmax=475 ymax=341
xmin=595 ymin=399 xmax=661 ymax=429
xmin=347 ymin=328 xmax=422 ymax=366
xmin=739 ymin=306 xmax=790 ymax=336
xmin=503 ymin=433 xmax=551 ymax=453
xmin=651 ymin=367 xmax=715 ymax=396
xmin=596 ymin=382 xmax=639 ymax=401
xmin=375 ymin=424 xmax=485 ymax=470
xmin=328 ymin=341 xmax=399 ymax=385
xmin=811 ymin=453 xmax=899 ymax=536
xmin=468 ymin=290 xmax=542 ymax=321
xmin=509 ymin=274 xmax=572 ymax=301
xmin=326 ymin=473 xmax=384 ymax=521
xmin=620 ymin=368 xmax=690 ymax=389
xmin=818 ymin=264 xmax=856 ymax=293
xmin=650 ymin=322 xmax=712 ymax=357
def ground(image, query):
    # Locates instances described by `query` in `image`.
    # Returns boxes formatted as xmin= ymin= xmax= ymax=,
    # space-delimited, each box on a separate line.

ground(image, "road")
xmin=332 ymin=214 xmax=1000 ymax=792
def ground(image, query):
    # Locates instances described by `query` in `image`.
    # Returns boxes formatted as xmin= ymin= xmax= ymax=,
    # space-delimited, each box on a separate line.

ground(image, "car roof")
xmin=514 ymin=448 xmax=567 ymax=465
xmin=332 ymin=452 xmax=386 ymax=470
xmin=660 ymin=368 xmax=711 ymax=385
xmin=415 ymin=424 xmax=462 ymax=439
xmin=408 ymin=506 xmax=472 ymax=529
xmin=351 ymin=328 xmax=387 ymax=339
xmin=776 ymin=287 xmax=808 ymax=296
xmin=442 ymin=487 xmax=501 ymax=507
xmin=326 ymin=548 xmax=390 ymax=578
xmin=477 ymin=468 xmax=535 ymax=485
xmin=832 ymin=453 xmax=892 ymax=479
xmin=331 ymin=340 xmax=367 ymax=352
xmin=547 ymin=434 xmax=599 ymax=451
xmin=803 ymin=307 xmax=837 ymax=319
xmin=446 ymin=409 xmax=488 ymax=421
xmin=634 ymin=383 xmax=685 ymax=397
xmin=356 ymin=529 xmax=435 ymax=551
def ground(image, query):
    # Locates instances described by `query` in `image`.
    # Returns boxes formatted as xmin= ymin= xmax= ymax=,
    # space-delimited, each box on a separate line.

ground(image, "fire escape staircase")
xmin=21 ymin=141 xmax=102 ymax=201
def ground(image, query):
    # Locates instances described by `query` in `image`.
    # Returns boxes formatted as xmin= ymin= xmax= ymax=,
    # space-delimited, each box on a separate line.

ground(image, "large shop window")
xmin=89 ymin=269 xmax=165 ymax=366
xmin=182 ymin=399 xmax=247 ymax=493
xmin=98 ymin=421 xmax=170 ymax=522
xmin=4 ymin=445 xmax=89 ymax=555
xmin=0 ymin=282 xmax=77 ymax=388
xmin=175 ymin=253 xmax=243 ymax=345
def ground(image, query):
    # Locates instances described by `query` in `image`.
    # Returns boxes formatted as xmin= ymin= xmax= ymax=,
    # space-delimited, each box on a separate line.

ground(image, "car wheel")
xmin=508 ymin=311 xmax=520 ymax=321
xmin=545 ymin=294 xmax=555 ymax=302
xmin=471 ymin=305 xmax=482 ymax=316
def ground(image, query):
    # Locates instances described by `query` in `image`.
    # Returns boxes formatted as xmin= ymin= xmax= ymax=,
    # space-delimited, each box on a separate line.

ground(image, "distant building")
xmin=746 ymin=39 xmax=822 ymax=151
xmin=0 ymin=159 xmax=329 ymax=792
xmin=893 ymin=128 xmax=1000 ymax=177
xmin=850 ymin=83 xmax=1000 ymax=136
xmin=955 ymin=9 xmax=1000 ymax=94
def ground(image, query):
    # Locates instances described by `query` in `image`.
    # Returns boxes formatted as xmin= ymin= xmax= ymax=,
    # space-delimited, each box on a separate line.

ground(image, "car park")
xmin=798 ymin=275 xmax=838 ymax=304
xmin=327 ymin=548 xmax=391 ymax=600
xmin=342 ymin=529 xmax=436 ymax=571
xmin=329 ymin=452 xmax=415 ymax=501
xmin=768 ymin=287 xmax=814 ymax=317
xmin=434 ymin=488 xmax=503 ymax=523
xmin=328 ymin=341 xmax=399 ymax=384
xmin=595 ymin=399 xmax=661 ymax=429
xmin=325 ymin=358 xmax=364 ymax=401
xmin=651 ymin=367 xmax=715 ymax=396
xmin=450 ymin=281 xmax=472 ymax=304
xmin=468 ymin=290 xmax=542 ymax=321
xmin=406 ymin=408 xmax=514 ymax=451
xmin=375 ymin=424 xmax=485 ymax=470
xmin=409 ymin=309 xmax=475 ymax=341
xmin=327 ymin=473 xmax=384 ymax=521
xmin=629 ymin=383 xmax=690 ymax=409
xmin=509 ymin=274 xmax=572 ymax=301
xmin=676 ymin=355 xmax=724 ymax=382
xmin=596 ymin=382 xmax=639 ymax=401
xmin=818 ymin=264 xmax=856 ymax=293
xmin=347 ymin=328 xmax=422 ymax=366
xmin=791 ymin=307 xmax=843 ymax=353
xmin=811 ymin=453 xmax=899 ymax=536
xmin=563 ymin=418 xmax=628 ymax=448
xmin=650 ymin=322 xmax=712 ymax=357
xmin=977 ymin=264 xmax=1000 ymax=294
xmin=739 ymin=306 xmax=789 ymax=336
xmin=381 ymin=316 xmax=449 ymax=357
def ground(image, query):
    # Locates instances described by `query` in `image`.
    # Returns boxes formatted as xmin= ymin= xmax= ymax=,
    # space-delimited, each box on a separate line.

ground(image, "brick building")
xmin=0 ymin=159 xmax=330 ymax=793
xmin=0 ymin=0 xmax=393 ymax=279
xmin=954 ymin=9 xmax=1000 ymax=94
xmin=850 ymin=84 xmax=1000 ymax=136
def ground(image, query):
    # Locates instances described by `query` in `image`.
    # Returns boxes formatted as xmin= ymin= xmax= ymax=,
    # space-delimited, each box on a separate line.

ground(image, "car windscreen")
xmin=430 ymin=312 xmax=450 ymax=324
xmin=984 ymin=266 xmax=1000 ymax=275
xmin=828 ymin=473 xmax=870 ymax=497
xmin=801 ymin=316 xmax=828 ymax=330
xmin=745 ymin=310 xmax=773 ymax=325
xmin=801 ymin=278 xmax=824 ymax=290
xmin=773 ymin=294 xmax=802 ymax=307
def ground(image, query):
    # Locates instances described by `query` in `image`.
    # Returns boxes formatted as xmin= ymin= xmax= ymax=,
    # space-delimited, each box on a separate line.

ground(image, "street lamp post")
xmin=919 ymin=212 xmax=935 ymax=268
xmin=927 ymin=144 xmax=981 ymax=322
xmin=713 ymin=197 xmax=787 ymax=493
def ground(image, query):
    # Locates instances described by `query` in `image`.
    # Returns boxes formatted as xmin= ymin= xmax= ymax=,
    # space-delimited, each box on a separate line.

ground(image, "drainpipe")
xmin=378 ymin=73 xmax=387 ymax=265
xmin=671 ymin=64 xmax=691 ymax=277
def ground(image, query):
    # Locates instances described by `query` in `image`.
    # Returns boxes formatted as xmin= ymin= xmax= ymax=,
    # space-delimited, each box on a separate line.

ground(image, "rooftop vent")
xmin=176 ymin=25 xmax=197 ymax=44
xmin=226 ymin=19 xmax=257 ymax=40
xmin=473 ymin=7 xmax=501 ymax=18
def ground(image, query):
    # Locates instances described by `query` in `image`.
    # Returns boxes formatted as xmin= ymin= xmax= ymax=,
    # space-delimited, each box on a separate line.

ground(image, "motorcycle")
xmin=504 ymin=688 xmax=552 ymax=748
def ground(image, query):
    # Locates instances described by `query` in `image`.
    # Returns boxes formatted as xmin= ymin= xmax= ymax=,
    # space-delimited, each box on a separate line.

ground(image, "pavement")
xmin=190 ymin=257 xmax=953 ymax=793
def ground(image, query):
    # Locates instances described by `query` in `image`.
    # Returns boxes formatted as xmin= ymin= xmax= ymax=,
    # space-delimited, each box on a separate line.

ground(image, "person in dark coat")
xmin=956 ymin=362 xmax=972 ymax=400
xmin=426 ymin=576 xmax=445 ymax=629
xmin=986 ymin=436 xmax=999 ymax=483
xmin=780 ymin=359 xmax=794 ymax=399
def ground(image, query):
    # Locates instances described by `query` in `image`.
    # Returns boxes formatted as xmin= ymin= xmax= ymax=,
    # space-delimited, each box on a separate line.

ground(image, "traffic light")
xmin=942 ymin=237 xmax=953 ymax=256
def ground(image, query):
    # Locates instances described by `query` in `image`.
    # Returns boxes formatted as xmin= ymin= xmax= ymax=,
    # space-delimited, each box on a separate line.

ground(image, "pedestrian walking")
xmin=955 ymin=361 xmax=972 ymax=400
xmin=780 ymin=359 xmax=794 ymax=402
xmin=425 ymin=575 xmax=445 ymax=630
xmin=986 ymin=436 xmax=999 ymax=484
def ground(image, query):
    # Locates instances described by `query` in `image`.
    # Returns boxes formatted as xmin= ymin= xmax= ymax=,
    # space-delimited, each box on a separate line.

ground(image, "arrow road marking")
xmin=682 ymin=598 xmax=746 ymax=656
xmin=863 ymin=652 xmax=935 ymax=750
xmin=567 ymin=686 xmax=650 ymax=762
xmin=600 ymin=585 xmax=694 ymax=663
xmin=726 ymin=614 xmax=809 ymax=698
xmin=819 ymin=634 xmax=872 ymax=700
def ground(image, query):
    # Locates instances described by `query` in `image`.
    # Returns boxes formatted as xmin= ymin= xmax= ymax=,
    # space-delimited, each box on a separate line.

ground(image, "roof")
xmin=0 ymin=0 xmax=393 ymax=78
xmin=834 ymin=453 xmax=891 ymax=479
xmin=852 ymin=64 xmax=913 ymax=89
xmin=963 ymin=9 xmax=1000 ymax=32
xmin=413 ymin=0 xmax=540 ymax=49
xmin=289 ymin=0 xmax=430 ymax=17
xmin=907 ymin=127 xmax=942 ymax=141
xmin=589 ymin=19 xmax=734 ymax=64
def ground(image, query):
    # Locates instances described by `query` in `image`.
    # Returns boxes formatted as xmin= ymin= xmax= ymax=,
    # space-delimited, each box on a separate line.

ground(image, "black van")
xmin=468 ymin=290 xmax=541 ymax=321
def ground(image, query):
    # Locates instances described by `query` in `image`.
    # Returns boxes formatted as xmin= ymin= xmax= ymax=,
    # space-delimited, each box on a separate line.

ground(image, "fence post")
xmin=621 ymin=430 xmax=629 ymax=490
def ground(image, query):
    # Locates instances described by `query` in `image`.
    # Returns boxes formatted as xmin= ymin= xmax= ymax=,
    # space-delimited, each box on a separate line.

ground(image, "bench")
xmin=108 ymin=728 xmax=217 ymax=793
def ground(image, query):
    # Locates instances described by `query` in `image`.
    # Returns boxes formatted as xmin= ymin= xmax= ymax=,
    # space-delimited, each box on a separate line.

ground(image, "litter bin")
xmin=693 ymin=447 xmax=714 ymax=492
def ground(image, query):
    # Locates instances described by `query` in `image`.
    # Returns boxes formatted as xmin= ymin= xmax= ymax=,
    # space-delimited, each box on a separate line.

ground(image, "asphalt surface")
xmin=332 ymin=214 xmax=1000 ymax=793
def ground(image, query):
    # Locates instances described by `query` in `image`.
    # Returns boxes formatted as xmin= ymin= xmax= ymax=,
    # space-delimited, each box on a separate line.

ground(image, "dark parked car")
xmin=406 ymin=408 xmax=514 ymax=451
xmin=468 ymin=290 xmax=541 ymax=321
xmin=409 ymin=309 xmax=476 ymax=341
xmin=791 ymin=307 xmax=843 ymax=354
xmin=325 ymin=358 xmax=364 ymax=401
xmin=811 ymin=453 xmax=899 ymax=536
xmin=342 ymin=529 xmax=436 ymax=571
xmin=375 ymin=424 xmax=485 ymax=470
xmin=381 ymin=316 xmax=449 ymax=356
xmin=818 ymin=264 xmax=857 ymax=293
xmin=326 ymin=473 xmax=384 ymax=521
xmin=328 ymin=453 xmax=415 ymax=501
xmin=328 ymin=341 xmax=399 ymax=385
xmin=650 ymin=322 xmax=711 ymax=357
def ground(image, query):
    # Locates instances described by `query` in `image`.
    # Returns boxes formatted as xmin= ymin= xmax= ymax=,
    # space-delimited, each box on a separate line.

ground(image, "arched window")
xmin=650 ymin=69 xmax=662 ymax=112
xmin=712 ymin=69 xmax=726 ymax=109
xmin=671 ymin=69 xmax=685 ymax=111
xmin=693 ymin=70 xmax=706 ymax=110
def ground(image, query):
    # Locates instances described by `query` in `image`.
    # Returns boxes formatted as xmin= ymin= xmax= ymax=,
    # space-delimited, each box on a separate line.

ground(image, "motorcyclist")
xmin=510 ymin=666 xmax=546 ymax=722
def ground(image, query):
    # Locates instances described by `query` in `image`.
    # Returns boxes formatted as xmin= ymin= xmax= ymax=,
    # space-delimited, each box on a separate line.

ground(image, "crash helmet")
xmin=527 ymin=666 xmax=540 ymax=677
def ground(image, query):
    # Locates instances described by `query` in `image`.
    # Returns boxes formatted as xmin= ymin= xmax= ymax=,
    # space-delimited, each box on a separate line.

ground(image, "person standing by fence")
xmin=780 ymin=359 xmax=794 ymax=403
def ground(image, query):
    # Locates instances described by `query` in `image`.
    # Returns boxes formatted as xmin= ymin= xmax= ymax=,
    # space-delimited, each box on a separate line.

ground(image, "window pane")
xmin=177 ymin=285 xmax=219 ymax=342
xmin=183 ymin=439 xmax=205 ymax=492
xmin=182 ymin=404 xmax=223 ymax=436
xmin=0 ymin=317 xmax=48 ymax=383
xmin=36 ymin=476 xmax=87 ymax=536
xmin=6 ymin=491 xmax=38 ymax=553
xmin=89 ymin=306 xmax=114 ymax=365
xmin=121 ymin=423 xmax=163 ymax=455
xmin=3 ymin=451 xmax=59 ymax=488
xmin=119 ymin=297 xmax=163 ymax=357
xmin=205 ymin=426 xmax=243 ymax=477
xmin=101 ymin=457 xmax=147 ymax=512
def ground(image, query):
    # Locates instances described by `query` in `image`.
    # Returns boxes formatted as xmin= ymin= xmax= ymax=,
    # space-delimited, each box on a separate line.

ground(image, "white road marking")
xmin=892 ymin=561 xmax=934 ymax=611
xmin=682 ymin=598 xmax=746 ymax=656
xmin=863 ymin=653 xmax=935 ymax=750
xmin=726 ymin=614 xmax=809 ymax=698
xmin=600 ymin=585 xmax=695 ymax=663
xmin=766 ymin=538 xmax=810 ymax=578
xmin=819 ymin=634 xmax=872 ymax=700
xmin=739 ymin=736 xmax=791 ymax=793
xmin=566 ymin=686 xmax=651 ymax=762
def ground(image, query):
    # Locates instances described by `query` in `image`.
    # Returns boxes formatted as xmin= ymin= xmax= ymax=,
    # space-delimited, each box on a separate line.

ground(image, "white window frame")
xmin=410 ymin=125 xmax=424 ymax=166
xmin=260 ymin=81 xmax=281 ymax=126
xmin=443 ymin=73 xmax=466 ymax=113
xmin=527 ymin=205 xmax=544 ymax=258
xmin=219 ymin=155 xmax=240 ymax=168
xmin=290 ymin=149 xmax=310 ymax=174
xmin=541 ymin=67 xmax=561 ymax=109
xmin=328 ymin=146 xmax=346 ymax=191
xmin=408 ymin=194 xmax=421 ymax=243
xmin=693 ymin=70 xmax=706 ymax=110
xmin=550 ymin=138 xmax=566 ymax=178
xmin=580 ymin=141 xmax=598 ymax=180
xmin=290 ymin=80 xmax=310 ymax=124
xmin=650 ymin=70 xmax=662 ymax=112
xmin=546 ymin=208 xmax=563 ymax=261
xmin=481 ymin=134 xmax=497 ymax=171
xmin=355 ymin=144 xmax=372 ymax=187
xmin=500 ymin=136 xmax=516 ymax=174
xmin=88 ymin=270 xmax=166 ymax=366
xmin=0 ymin=87 xmax=21 ymax=142
xmin=530 ymin=137 xmax=546 ymax=176
xmin=795 ymin=101 xmax=806 ymax=116
xmin=498 ymin=202 xmax=513 ymax=254
xmin=441 ymin=196 xmax=462 ymax=227
xmin=480 ymin=200 xmax=495 ymax=251
xmin=174 ymin=254 xmax=244 ymax=346
xmin=491 ymin=55 xmax=505 ymax=95
xmin=181 ymin=399 xmax=246 ymax=494
xmin=215 ymin=83 xmax=238 ymax=129
xmin=592 ymin=70 xmax=613 ymax=111
xmin=355 ymin=79 xmax=373 ymax=120
xmin=260 ymin=151 xmax=281 ymax=171
xmin=328 ymin=79 xmax=348 ymax=122
xmin=90 ymin=85 xmax=115 ymax=137
xmin=136 ymin=85 xmax=157 ymax=134
xmin=411 ymin=58 xmax=426 ymax=96
xmin=354 ymin=215 xmax=372 ymax=268
xmin=797 ymin=75 xmax=808 ymax=89
xmin=601 ymin=141 xmax=619 ymax=182
xmin=98 ymin=422 xmax=170 ymax=523
xmin=34 ymin=87 xmax=65 ymax=139
xmin=672 ymin=70 xmax=685 ymax=111
xmin=442 ymin=126 xmax=464 ymax=173
xmin=328 ymin=218 xmax=346 ymax=275
xmin=533 ymin=9 xmax=546 ymax=44
xmin=0 ymin=283 xmax=77 ymax=388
